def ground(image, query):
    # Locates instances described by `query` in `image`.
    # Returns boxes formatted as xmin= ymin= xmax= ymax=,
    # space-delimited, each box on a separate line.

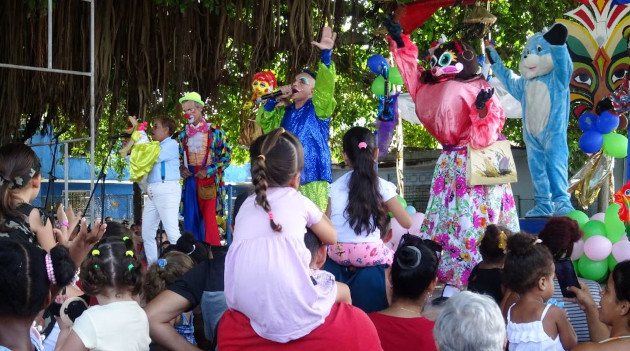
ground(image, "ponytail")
xmin=0 ymin=143 xmax=42 ymax=230
xmin=342 ymin=127 xmax=388 ymax=236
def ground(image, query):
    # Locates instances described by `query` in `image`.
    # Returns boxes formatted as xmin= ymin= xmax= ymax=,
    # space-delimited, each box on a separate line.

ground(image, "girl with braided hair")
xmin=0 ymin=239 xmax=76 ymax=351
xmin=224 ymin=128 xmax=349 ymax=343
xmin=55 ymin=237 xmax=150 ymax=350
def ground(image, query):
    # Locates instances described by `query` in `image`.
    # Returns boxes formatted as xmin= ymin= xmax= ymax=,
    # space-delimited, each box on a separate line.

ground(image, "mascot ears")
xmin=542 ymin=23 xmax=568 ymax=46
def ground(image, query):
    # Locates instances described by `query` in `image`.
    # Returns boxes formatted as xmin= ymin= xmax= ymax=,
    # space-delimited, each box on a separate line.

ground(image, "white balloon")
xmin=612 ymin=237 xmax=630 ymax=262
xmin=571 ymin=239 xmax=585 ymax=261
xmin=590 ymin=212 xmax=606 ymax=223
xmin=583 ymin=235 xmax=612 ymax=261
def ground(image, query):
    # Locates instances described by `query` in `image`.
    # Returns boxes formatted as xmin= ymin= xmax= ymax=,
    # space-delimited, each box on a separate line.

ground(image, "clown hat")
xmin=179 ymin=92 xmax=205 ymax=107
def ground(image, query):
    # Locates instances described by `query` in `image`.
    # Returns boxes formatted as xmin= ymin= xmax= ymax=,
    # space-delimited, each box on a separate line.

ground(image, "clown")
xmin=256 ymin=26 xmax=337 ymax=211
xmin=387 ymin=20 xmax=520 ymax=288
xmin=179 ymin=92 xmax=231 ymax=245
xmin=486 ymin=23 xmax=575 ymax=217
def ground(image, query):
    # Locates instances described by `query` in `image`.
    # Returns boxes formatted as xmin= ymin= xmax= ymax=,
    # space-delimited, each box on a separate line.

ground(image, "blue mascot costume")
xmin=486 ymin=23 xmax=575 ymax=217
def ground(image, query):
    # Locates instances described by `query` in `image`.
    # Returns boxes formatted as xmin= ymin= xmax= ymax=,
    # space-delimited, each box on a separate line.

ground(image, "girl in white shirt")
xmin=327 ymin=127 xmax=412 ymax=267
xmin=55 ymin=237 xmax=150 ymax=351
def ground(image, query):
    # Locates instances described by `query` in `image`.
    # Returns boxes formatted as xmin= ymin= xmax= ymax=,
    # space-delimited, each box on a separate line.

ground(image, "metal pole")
xmin=89 ymin=0 xmax=96 ymax=220
xmin=64 ymin=143 xmax=69 ymax=207
xmin=48 ymin=0 xmax=52 ymax=69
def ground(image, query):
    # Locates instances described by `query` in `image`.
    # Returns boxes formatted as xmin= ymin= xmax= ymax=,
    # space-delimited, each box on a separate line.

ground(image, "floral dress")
xmin=391 ymin=34 xmax=520 ymax=287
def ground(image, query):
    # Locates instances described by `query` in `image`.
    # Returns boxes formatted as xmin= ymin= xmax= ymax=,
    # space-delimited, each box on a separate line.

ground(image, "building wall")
xmin=333 ymin=148 xmax=625 ymax=217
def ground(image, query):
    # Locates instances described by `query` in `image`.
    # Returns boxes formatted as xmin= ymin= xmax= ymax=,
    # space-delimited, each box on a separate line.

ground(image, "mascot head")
xmin=519 ymin=33 xmax=555 ymax=80
xmin=426 ymin=40 xmax=479 ymax=83
xmin=519 ymin=24 xmax=567 ymax=81
xmin=251 ymin=71 xmax=277 ymax=99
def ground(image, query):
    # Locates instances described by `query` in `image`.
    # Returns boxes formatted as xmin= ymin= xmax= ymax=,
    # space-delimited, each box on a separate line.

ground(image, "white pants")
xmin=142 ymin=181 xmax=182 ymax=265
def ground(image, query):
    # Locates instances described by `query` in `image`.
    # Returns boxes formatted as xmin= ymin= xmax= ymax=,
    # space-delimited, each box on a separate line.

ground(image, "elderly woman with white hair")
xmin=434 ymin=291 xmax=507 ymax=351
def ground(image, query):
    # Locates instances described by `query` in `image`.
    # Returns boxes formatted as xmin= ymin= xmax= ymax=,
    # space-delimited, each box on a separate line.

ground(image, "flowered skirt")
xmin=419 ymin=148 xmax=519 ymax=287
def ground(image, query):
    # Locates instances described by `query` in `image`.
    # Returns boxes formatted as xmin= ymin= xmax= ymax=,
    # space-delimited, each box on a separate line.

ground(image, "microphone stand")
xmin=43 ymin=131 xmax=61 ymax=219
xmin=82 ymin=138 xmax=117 ymax=220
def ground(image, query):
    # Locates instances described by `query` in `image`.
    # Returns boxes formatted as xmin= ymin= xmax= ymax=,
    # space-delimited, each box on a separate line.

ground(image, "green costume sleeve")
xmin=255 ymin=106 xmax=285 ymax=134
xmin=312 ymin=61 xmax=337 ymax=119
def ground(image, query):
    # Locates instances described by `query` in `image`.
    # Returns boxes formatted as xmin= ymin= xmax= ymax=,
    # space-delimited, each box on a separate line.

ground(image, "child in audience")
xmin=327 ymin=126 xmax=411 ymax=267
xmin=225 ymin=128 xmax=348 ymax=343
xmin=0 ymin=143 xmax=80 ymax=251
xmin=467 ymin=224 xmax=512 ymax=304
xmin=503 ymin=233 xmax=577 ymax=350
xmin=144 ymin=251 xmax=196 ymax=346
xmin=0 ymin=239 xmax=76 ymax=351
xmin=55 ymin=237 xmax=150 ymax=350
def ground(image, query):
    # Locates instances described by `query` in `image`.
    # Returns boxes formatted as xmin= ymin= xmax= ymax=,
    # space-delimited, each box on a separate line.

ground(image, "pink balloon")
xmin=571 ymin=240 xmax=585 ymax=261
xmin=590 ymin=212 xmax=606 ymax=223
xmin=408 ymin=212 xmax=425 ymax=236
xmin=584 ymin=235 xmax=613 ymax=261
xmin=612 ymin=237 xmax=630 ymax=262
xmin=388 ymin=218 xmax=407 ymax=251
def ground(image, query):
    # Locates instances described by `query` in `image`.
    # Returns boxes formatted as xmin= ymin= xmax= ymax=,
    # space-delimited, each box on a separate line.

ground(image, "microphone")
xmin=256 ymin=90 xmax=284 ymax=103
xmin=53 ymin=126 xmax=69 ymax=139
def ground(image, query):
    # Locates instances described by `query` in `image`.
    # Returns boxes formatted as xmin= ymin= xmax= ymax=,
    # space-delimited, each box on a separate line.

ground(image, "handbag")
xmin=466 ymin=140 xmax=517 ymax=186
xmin=197 ymin=177 xmax=217 ymax=200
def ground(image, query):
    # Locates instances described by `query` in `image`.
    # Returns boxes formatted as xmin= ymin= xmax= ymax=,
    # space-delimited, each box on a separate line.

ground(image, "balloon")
xmin=390 ymin=218 xmax=408 ymax=248
xmin=605 ymin=204 xmax=626 ymax=243
xmin=389 ymin=67 xmax=403 ymax=85
xmin=581 ymin=220 xmax=607 ymax=239
xmin=367 ymin=55 xmax=388 ymax=75
xmin=608 ymin=255 xmax=618 ymax=272
xmin=590 ymin=212 xmax=605 ymax=223
xmin=408 ymin=212 xmax=425 ymax=236
xmin=398 ymin=195 xmax=407 ymax=209
xmin=405 ymin=205 xmax=417 ymax=215
xmin=584 ymin=235 xmax=613 ymax=261
xmin=579 ymin=131 xmax=603 ymax=154
xmin=570 ymin=239 xmax=585 ymax=261
xmin=567 ymin=210 xmax=589 ymax=227
xmin=573 ymin=260 xmax=580 ymax=276
xmin=577 ymin=256 xmax=609 ymax=281
xmin=602 ymin=133 xmax=628 ymax=158
xmin=611 ymin=237 xmax=630 ymax=262
xmin=371 ymin=76 xmax=386 ymax=96
xmin=596 ymin=111 xmax=620 ymax=134
xmin=578 ymin=112 xmax=597 ymax=132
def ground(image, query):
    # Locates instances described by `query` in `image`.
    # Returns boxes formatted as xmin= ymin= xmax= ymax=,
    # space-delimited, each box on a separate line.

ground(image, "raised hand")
xmin=311 ymin=26 xmax=337 ymax=51
xmin=484 ymin=45 xmax=501 ymax=65
xmin=384 ymin=17 xmax=404 ymax=48
xmin=67 ymin=218 xmax=107 ymax=268
xmin=475 ymin=88 xmax=495 ymax=111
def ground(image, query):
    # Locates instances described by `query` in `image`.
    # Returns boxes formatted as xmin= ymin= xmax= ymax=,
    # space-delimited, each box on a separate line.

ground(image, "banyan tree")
xmin=0 ymin=0 xmax=379 ymax=146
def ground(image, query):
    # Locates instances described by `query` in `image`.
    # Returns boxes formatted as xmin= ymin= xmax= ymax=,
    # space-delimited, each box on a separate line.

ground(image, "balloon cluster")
xmin=385 ymin=195 xmax=425 ymax=252
xmin=577 ymin=111 xmax=627 ymax=157
xmin=566 ymin=207 xmax=630 ymax=282
xmin=367 ymin=54 xmax=404 ymax=120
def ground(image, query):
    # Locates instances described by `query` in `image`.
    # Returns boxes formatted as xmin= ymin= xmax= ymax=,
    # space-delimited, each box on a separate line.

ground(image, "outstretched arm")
xmin=312 ymin=26 xmax=337 ymax=118
xmin=389 ymin=33 xmax=423 ymax=101
xmin=486 ymin=46 xmax=526 ymax=101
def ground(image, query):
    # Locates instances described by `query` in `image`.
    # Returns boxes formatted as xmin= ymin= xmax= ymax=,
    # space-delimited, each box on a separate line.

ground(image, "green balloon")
xmin=577 ymin=256 xmax=609 ymax=282
xmin=567 ymin=210 xmax=589 ymax=227
xmin=581 ymin=220 xmax=607 ymax=239
xmin=398 ymin=195 xmax=407 ymax=209
xmin=371 ymin=76 xmax=386 ymax=96
xmin=605 ymin=204 xmax=626 ymax=243
xmin=389 ymin=67 xmax=404 ymax=85
xmin=602 ymin=133 xmax=628 ymax=158
xmin=608 ymin=255 xmax=618 ymax=272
